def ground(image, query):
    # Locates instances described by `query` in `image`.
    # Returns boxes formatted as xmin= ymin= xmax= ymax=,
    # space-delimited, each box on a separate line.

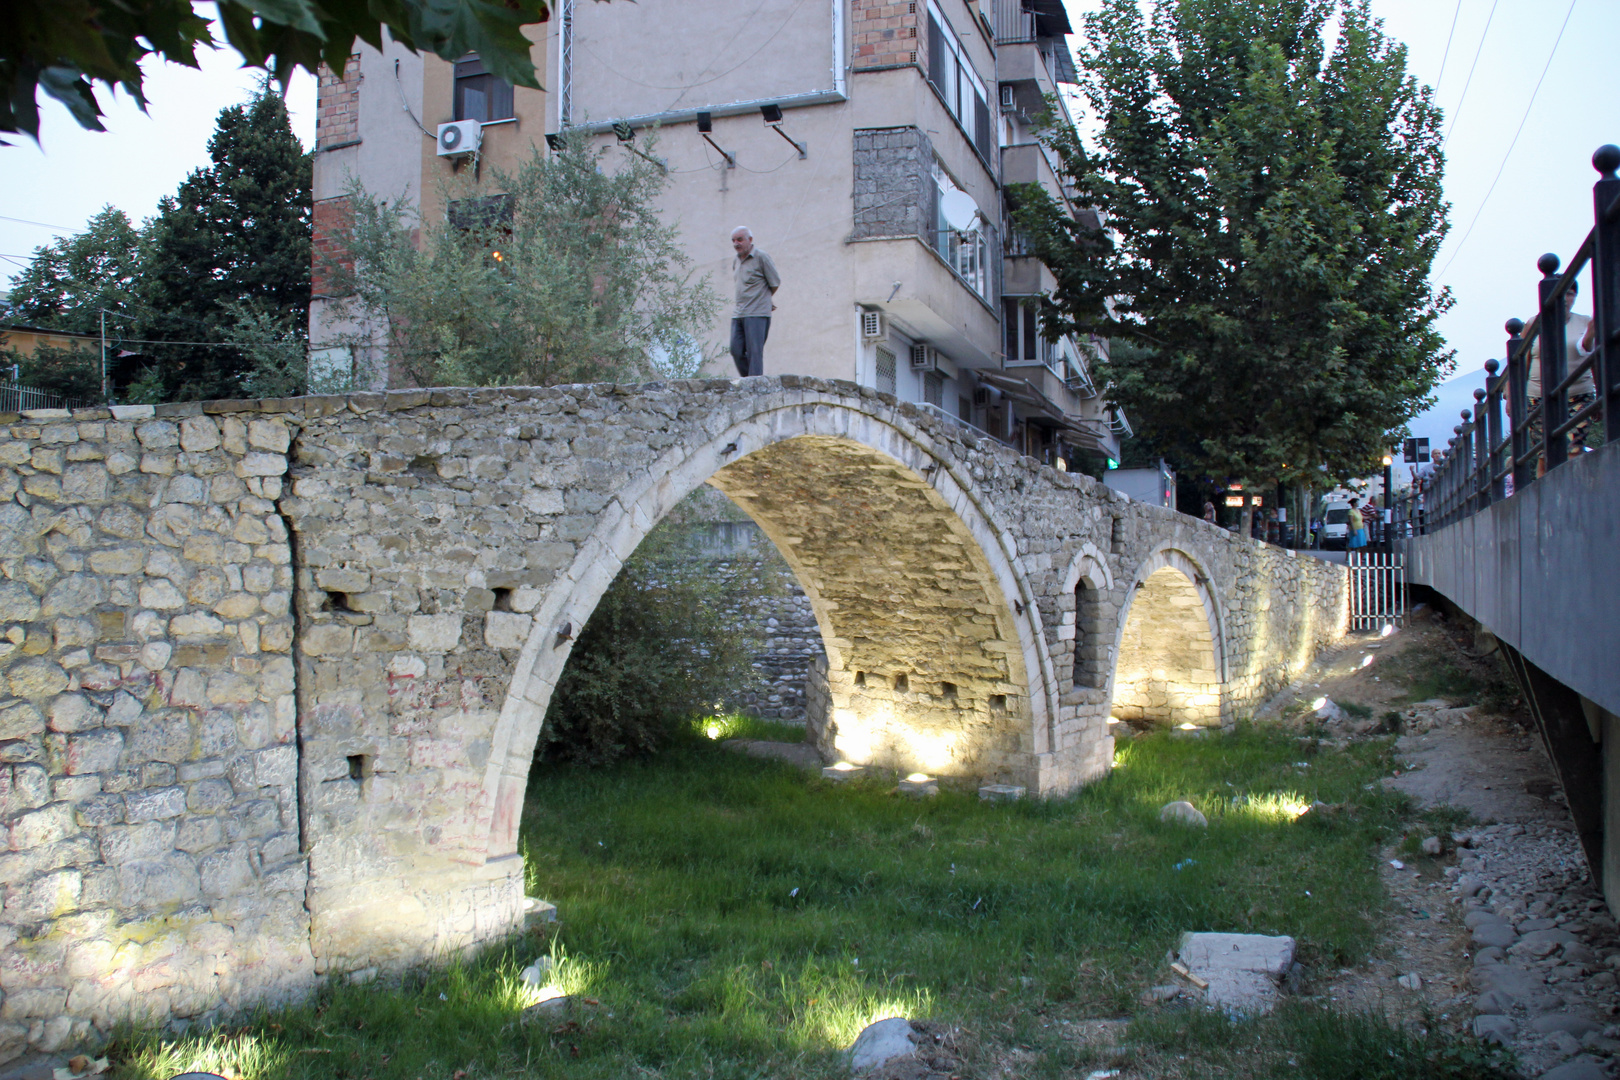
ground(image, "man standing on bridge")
xmin=730 ymin=226 xmax=781 ymax=378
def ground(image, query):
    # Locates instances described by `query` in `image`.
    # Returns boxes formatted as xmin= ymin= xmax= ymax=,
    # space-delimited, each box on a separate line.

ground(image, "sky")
xmin=0 ymin=0 xmax=1616 ymax=455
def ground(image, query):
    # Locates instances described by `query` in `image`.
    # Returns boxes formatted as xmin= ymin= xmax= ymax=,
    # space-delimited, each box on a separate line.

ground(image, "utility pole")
xmin=100 ymin=309 xmax=109 ymax=404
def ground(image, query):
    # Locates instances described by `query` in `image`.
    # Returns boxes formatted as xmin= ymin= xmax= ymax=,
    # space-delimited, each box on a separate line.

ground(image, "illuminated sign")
xmin=1224 ymin=495 xmax=1244 ymax=507
xmin=1250 ymin=495 xmax=1263 ymax=507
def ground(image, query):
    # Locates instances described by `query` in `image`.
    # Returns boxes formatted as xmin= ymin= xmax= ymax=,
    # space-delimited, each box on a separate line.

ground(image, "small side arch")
xmin=1061 ymin=541 xmax=1115 ymax=691
xmin=1107 ymin=544 xmax=1228 ymax=727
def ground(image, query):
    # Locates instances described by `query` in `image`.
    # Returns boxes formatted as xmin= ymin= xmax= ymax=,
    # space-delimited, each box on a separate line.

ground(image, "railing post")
xmin=1472 ymin=389 xmax=1490 ymax=511
xmin=1537 ymin=252 xmax=1569 ymax=471
xmin=1506 ymin=319 xmax=1529 ymax=492
xmin=1484 ymin=359 xmax=1505 ymax=501
xmin=1593 ymin=145 xmax=1620 ymax=444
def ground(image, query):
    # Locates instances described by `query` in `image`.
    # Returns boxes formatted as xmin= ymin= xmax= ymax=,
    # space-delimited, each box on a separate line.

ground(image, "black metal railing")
xmin=1397 ymin=144 xmax=1619 ymax=537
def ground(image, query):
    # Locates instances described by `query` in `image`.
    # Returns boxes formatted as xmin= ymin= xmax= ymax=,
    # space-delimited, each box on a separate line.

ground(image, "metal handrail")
xmin=1395 ymin=144 xmax=1619 ymax=540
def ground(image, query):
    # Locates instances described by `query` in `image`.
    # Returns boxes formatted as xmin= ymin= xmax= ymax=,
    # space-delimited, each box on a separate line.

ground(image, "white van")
xmin=1320 ymin=500 xmax=1352 ymax=549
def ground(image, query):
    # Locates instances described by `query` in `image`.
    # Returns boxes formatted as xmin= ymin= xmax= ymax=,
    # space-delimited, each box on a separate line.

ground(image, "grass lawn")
xmin=115 ymin=722 xmax=1510 ymax=1080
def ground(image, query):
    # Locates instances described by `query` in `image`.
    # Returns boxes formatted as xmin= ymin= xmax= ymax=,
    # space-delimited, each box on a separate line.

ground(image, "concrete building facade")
xmin=309 ymin=0 xmax=1124 ymax=468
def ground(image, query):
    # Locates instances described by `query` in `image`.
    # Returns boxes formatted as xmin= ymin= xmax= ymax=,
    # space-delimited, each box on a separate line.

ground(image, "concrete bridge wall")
xmin=0 ymin=377 xmax=1346 ymax=1053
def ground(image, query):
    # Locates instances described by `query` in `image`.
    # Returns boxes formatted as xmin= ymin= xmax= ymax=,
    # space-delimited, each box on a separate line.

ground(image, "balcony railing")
xmin=1396 ymin=143 xmax=1619 ymax=537
xmin=992 ymin=0 xmax=1037 ymax=43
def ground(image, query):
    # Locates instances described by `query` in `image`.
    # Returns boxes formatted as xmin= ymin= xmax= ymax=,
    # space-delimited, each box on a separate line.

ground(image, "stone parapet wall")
xmin=0 ymin=406 xmax=312 ymax=1062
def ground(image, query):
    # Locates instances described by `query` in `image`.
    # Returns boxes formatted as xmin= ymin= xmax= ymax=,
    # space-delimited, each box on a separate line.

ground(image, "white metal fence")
xmin=0 ymin=382 xmax=93 ymax=413
xmin=1349 ymin=550 xmax=1405 ymax=630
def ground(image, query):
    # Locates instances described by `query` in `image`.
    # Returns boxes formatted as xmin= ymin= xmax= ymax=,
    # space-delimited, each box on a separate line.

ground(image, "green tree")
xmin=1 ymin=0 xmax=547 ymax=141
xmin=331 ymin=135 xmax=717 ymax=387
xmin=5 ymin=206 xmax=144 ymax=335
xmin=130 ymin=90 xmax=311 ymax=403
xmin=1014 ymin=0 xmax=1451 ymax=498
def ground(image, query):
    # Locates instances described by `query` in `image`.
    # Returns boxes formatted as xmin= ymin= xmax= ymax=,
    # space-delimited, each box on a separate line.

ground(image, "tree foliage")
xmin=6 ymin=206 xmax=143 ymax=335
xmin=330 ymin=135 xmax=717 ymax=387
xmin=1014 ymin=0 xmax=1452 ymax=488
xmin=1 ymin=0 xmax=548 ymax=141
xmin=539 ymin=517 xmax=764 ymax=767
xmin=131 ymin=90 xmax=312 ymax=403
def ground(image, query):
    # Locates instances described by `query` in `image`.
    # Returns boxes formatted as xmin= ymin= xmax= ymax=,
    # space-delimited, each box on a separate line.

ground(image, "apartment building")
xmin=309 ymin=0 xmax=1125 ymax=467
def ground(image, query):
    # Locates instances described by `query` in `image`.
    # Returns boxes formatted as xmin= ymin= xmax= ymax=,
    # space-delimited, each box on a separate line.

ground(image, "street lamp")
xmin=1381 ymin=453 xmax=1394 ymax=547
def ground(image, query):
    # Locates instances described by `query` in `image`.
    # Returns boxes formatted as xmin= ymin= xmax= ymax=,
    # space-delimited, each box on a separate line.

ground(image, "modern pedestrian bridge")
xmin=0 ymin=376 xmax=1345 ymax=1043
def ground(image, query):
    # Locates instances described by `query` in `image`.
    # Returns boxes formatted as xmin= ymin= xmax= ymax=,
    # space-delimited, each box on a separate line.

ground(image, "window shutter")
xmin=927 ymin=13 xmax=946 ymax=98
xmin=974 ymin=92 xmax=991 ymax=160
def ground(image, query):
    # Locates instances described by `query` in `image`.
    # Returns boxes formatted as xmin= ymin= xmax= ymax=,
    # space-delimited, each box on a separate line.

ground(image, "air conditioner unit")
xmin=999 ymin=85 xmax=1015 ymax=110
xmin=909 ymin=343 xmax=936 ymax=371
xmin=436 ymin=120 xmax=482 ymax=157
xmin=860 ymin=310 xmax=886 ymax=340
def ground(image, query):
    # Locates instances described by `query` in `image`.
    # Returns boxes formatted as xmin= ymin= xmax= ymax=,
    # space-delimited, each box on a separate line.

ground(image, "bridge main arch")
xmin=481 ymin=396 xmax=1054 ymax=856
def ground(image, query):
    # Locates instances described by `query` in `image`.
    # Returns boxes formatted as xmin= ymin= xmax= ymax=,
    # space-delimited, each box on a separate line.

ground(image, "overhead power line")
xmin=0 ymin=214 xmax=73 ymax=231
xmin=1433 ymin=0 xmax=1465 ymax=96
xmin=1441 ymin=0 xmax=1501 ymax=152
xmin=1436 ymin=0 xmax=1580 ymax=280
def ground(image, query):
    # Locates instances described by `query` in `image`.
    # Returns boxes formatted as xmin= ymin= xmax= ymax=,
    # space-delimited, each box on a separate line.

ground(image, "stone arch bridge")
xmin=0 ymin=377 xmax=1344 ymax=1047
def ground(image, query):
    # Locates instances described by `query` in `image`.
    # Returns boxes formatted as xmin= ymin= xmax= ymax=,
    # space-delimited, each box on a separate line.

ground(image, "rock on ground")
xmin=850 ymin=1018 xmax=915 ymax=1072
xmin=1159 ymin=801 xmax=1208 ymax=827
xmin=1176 ymin=932 xmax=1296 ymax=1014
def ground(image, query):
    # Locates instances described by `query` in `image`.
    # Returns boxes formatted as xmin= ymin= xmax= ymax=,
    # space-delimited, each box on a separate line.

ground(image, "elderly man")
xmin=729 ymin=226 xmax=781 ymax=377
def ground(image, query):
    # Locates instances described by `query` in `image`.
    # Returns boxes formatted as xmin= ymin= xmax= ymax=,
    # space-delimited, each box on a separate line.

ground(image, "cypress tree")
xmin=132 ymin=88 xmax=310 ymax=402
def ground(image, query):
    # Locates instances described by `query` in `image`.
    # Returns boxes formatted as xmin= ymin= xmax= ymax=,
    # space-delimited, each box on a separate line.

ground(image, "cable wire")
xmin=0 ymin=214 xmax=73 ymax=231
xmin=1432 ymin=0 xmax=1464 ymax=96
xmin=1440 ymin=0 xmax=1500 ymax=152
xmin=1436 ymin=0 xmax=1579 ymax=280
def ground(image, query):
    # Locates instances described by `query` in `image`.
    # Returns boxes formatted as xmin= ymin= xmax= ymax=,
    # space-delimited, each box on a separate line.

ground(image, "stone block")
xmin=0 ymin=702 xmax=43 ymax=741
xmin=65 ymin=729 xmax=123 ymax=774
xmin=123 ymin=786 xmax=186 ymax=822
xmin=485 ymin=612 xmax=532 ymax=649
xmin=302 ymin=624 xmax=354 ymax=657
xmin=408 ymin=614 xmax=462 ymax=653
xmin=8 ymin=802 xmax=76 ymax=849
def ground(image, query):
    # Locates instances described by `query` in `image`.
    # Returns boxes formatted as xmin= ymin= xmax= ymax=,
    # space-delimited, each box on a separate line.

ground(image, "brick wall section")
xmin=311 ymin=197 xmax=353 ymax=299
xmin=851 ymin=0 xmax=922 ymax=69
xmin=315 ymin=56 xmax=362 ymax=149
xmin=851 ymin=127 xmax=934 ymax=241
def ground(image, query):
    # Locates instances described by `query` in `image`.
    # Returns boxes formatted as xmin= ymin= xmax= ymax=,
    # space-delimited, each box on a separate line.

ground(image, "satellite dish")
xmin=939 ymin=187 xmax=980 ymax=232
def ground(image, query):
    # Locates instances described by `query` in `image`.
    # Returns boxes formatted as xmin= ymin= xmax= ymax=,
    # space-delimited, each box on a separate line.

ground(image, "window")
xmin=454 ymin=55 xmax=514 ymax=123
xmin=926 ymin=3 xmax=992 ymax=161
xmin=931 ymin=165 xmax=990 ymax=299
xmin=876 ymin=346 xmax=897 ymax=395
xmin=923 ymin=371 xmax=945 ymax=408
xmin=1003 ymin=295 xmax=1051 ymax=366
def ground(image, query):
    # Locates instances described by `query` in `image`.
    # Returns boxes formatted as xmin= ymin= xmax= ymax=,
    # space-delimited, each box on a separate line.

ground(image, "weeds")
xmin=111 ymin=727 xmax=1496 ymax=1079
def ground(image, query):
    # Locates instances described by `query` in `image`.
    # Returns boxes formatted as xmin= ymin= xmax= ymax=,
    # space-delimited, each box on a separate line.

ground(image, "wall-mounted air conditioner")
xmin=437 ymin=120 xmax=482 ymax=157
xmin=1000 ymin=85 xmax=1015 ymax=111
xmin=860 ymin=310 xmax=886 ymax=340
xmin=909 ymin=343 xmax=936 ymax=371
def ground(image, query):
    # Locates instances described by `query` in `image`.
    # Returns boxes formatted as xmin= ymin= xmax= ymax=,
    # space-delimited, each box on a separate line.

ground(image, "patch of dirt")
xmin=720 ymin=738 xmax=823 ymax=770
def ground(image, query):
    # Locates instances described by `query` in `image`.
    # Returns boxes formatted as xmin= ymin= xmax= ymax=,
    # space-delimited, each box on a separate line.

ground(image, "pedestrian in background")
xmin=1347 ymin=498 xmax=1367 ymax=550
xmin=729 ymin=226 xmax=781 ymax=378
